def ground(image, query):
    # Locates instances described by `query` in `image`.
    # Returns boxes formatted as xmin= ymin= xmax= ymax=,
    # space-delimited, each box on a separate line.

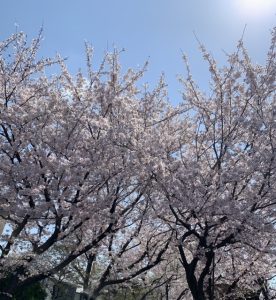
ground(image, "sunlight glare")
xmin=236 ymin=0 xmax=276 ymax=18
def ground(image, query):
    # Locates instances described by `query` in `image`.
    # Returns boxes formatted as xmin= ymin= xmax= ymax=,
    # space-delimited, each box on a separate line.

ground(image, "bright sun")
xmin=236 ymin=0 xmax=276 ymax=18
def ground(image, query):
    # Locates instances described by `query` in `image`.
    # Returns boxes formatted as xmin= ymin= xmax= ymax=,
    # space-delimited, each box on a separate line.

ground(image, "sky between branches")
xmin=1 ymin=0 xmax=275 ymax=104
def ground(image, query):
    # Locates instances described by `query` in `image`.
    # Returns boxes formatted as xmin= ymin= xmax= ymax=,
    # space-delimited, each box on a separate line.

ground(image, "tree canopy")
xmin=0 ymin=28 xmax=276 ymax=300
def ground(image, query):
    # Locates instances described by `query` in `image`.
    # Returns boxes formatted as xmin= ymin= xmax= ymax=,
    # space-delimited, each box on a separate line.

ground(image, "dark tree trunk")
xmin=185 ymin=272 xmax=205 ymax=300
xmin=181 ymin=251 xmax=215 ymax=300
xmin=165 ymin=283 xmax=169 ymax=300
xmin=83 ymin=254 xmax=95 ymax=291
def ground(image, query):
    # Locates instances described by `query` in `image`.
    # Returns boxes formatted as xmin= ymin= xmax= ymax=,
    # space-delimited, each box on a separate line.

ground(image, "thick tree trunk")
xmin=83 ymin=254 xmax=95 ymax=291
xmin=184 ymin=269 xmax=205 ymax=300
xmin=191 ymin=289 xmax=206 ymax=300
xmin=184 ymin=274 xmax=205 ymax=300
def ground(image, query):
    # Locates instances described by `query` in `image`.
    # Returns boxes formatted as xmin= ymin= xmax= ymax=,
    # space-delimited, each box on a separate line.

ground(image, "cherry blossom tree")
xmin=153 ymin=28 xmax=276 ymax=299
xmin=45 ymin=197 xmax=172 ymax=300
xmin=0 ymin=26 xmax=276 ymax=300
xmin=0 ymin=32 xmax=177 ymax=299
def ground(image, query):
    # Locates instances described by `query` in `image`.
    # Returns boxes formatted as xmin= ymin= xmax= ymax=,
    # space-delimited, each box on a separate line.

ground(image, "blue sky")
xmin=1 ymin=0 xmax=275 ymax=104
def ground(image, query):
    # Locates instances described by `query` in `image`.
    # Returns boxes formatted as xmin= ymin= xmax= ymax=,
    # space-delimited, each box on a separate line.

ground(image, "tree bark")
xmin=83 ymin=254 xmax=95 ymax=291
